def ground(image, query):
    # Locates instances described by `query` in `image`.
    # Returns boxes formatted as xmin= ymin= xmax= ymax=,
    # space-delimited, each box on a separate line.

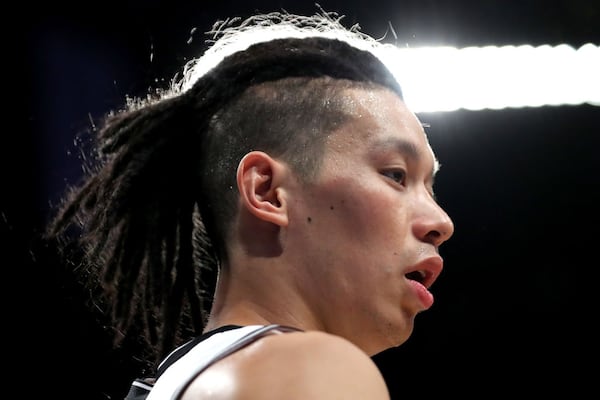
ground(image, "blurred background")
xmin=11 ymin=0 xmax=599 ymax=398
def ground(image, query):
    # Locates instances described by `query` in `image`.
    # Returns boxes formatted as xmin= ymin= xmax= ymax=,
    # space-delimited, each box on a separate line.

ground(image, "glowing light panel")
xmin=385 ymin=43 xmax=600 ymax=112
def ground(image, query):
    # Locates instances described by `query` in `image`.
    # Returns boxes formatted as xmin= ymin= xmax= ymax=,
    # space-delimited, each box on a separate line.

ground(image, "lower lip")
xmin=408 ymin=280 xmax=434 ymax=309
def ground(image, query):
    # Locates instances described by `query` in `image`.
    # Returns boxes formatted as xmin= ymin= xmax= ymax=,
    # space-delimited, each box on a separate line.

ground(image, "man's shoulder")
xmin=249 ymin=329 xmax=371 ymax=364
xmin=182 ymin=330 xmax=390 ymax=399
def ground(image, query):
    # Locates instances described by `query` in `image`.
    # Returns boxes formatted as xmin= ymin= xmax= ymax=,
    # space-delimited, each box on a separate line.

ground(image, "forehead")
xmin=327 ymin=87 xmax=437 ymax=166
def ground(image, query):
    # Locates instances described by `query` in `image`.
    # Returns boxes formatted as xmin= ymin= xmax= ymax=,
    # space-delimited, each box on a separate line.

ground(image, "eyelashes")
xmin=380 ymin=169 xmax=435 ymax=199
xmin=381 ymin=169 xmax=407 ymax=185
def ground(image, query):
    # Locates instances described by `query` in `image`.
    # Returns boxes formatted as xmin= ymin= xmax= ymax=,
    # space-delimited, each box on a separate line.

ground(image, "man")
xmin=46 ymin=10 xmax=454 ymax=399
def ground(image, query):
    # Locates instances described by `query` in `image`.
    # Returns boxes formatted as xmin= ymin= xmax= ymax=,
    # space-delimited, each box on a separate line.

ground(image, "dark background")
xmin=10 ymin=0 xmax=599 ymax=398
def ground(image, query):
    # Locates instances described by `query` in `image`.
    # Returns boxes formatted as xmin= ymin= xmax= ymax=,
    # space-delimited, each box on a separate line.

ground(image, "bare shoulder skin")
xmin=181 ymin=330 xmax=390 ymax=400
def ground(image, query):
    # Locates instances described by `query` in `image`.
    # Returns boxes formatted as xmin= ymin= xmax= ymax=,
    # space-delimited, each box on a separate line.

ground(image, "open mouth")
xmin=405 ymin=270 xmax=427 ymax=284
xmin=404 ymin=256 xmax=443 ymax=288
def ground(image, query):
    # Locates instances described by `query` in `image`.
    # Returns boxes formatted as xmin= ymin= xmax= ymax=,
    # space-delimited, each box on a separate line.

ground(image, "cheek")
xmin=309 ymin=184 xmax=412 ymax=299
xmin=326 ymin=185 xmax=413 ymax=279
xmin=300 ymin=168 xmax=413 ymax=259
xmin=326 ymin=186 xmax=405 ymax=241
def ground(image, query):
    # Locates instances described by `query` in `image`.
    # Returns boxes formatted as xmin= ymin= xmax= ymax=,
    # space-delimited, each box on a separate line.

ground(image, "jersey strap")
xmin=124 ymin=324 xmax=301 ymax=400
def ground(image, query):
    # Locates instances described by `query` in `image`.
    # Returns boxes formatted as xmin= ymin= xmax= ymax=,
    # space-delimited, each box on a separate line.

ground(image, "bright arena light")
xmin=385 ymin=43 xmax=600 ymax=112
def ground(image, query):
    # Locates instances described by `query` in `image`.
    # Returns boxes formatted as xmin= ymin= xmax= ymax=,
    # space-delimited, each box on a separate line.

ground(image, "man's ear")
xmin=236 ymin=151 xmax=289 ymax=227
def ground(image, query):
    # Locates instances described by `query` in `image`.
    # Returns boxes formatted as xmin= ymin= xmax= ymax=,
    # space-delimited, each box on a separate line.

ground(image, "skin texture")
xmin=183 ymin=331 xmax=390 ymax=400
xmin=191 ymin=86 xmax=454 ymax=398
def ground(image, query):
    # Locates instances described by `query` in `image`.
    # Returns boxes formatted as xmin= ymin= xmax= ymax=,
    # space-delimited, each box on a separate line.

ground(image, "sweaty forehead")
xmin=344 ymin=87 xmax=422 ymax=129
xmin=334 ymin=87 xmax=429 ymax=145
xmin=327 ymin=86 xmax=439 ymax=172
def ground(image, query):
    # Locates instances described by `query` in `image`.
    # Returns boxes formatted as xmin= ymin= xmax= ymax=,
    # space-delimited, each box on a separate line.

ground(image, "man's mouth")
xmin=405 ymin=270 xmax=427 ymax=284
xmin=404 ymin=256 xmax=443 ymax=288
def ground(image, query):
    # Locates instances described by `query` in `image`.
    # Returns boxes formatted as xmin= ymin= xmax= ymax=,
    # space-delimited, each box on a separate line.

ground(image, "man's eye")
xmin=382 ymin=170 xmax=406 ymax=184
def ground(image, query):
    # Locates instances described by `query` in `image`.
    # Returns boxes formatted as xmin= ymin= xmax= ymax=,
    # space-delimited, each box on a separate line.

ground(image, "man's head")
xmin=183 ymin=13 xmax=454 ymax=352
xmin=183 ymin=25 xmax=404 ymax=262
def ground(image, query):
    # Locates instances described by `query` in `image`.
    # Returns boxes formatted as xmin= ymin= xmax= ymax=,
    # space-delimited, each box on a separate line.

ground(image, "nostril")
xmin=425 ymin=230 xmax=442 ymax=245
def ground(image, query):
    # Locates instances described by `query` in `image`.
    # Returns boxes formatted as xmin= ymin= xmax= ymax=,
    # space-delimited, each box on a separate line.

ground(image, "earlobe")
xmin=237 ymin=151 xmax=289 ymax=227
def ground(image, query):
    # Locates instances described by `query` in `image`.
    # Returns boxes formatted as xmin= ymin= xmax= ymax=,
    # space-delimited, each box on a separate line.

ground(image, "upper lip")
xmin=405 ymin=256 xmax=444 ymax=288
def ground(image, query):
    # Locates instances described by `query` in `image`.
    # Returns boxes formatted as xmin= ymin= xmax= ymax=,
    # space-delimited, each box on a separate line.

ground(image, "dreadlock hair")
xmin=44 ymin=10 xmax=404 ymax=368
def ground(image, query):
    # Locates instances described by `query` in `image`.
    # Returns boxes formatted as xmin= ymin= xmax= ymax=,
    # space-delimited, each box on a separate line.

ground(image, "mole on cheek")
xmin=307 ymin=217 xmax=312 ymax=223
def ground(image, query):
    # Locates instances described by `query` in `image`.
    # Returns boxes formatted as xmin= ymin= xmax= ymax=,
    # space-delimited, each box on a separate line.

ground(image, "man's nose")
xmin=413 ymin=195 xmax=454 ymax=247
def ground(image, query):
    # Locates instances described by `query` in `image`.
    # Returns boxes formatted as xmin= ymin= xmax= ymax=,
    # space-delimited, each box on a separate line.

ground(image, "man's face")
xmin=287 ymin=87 xmax=454 ymax=355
